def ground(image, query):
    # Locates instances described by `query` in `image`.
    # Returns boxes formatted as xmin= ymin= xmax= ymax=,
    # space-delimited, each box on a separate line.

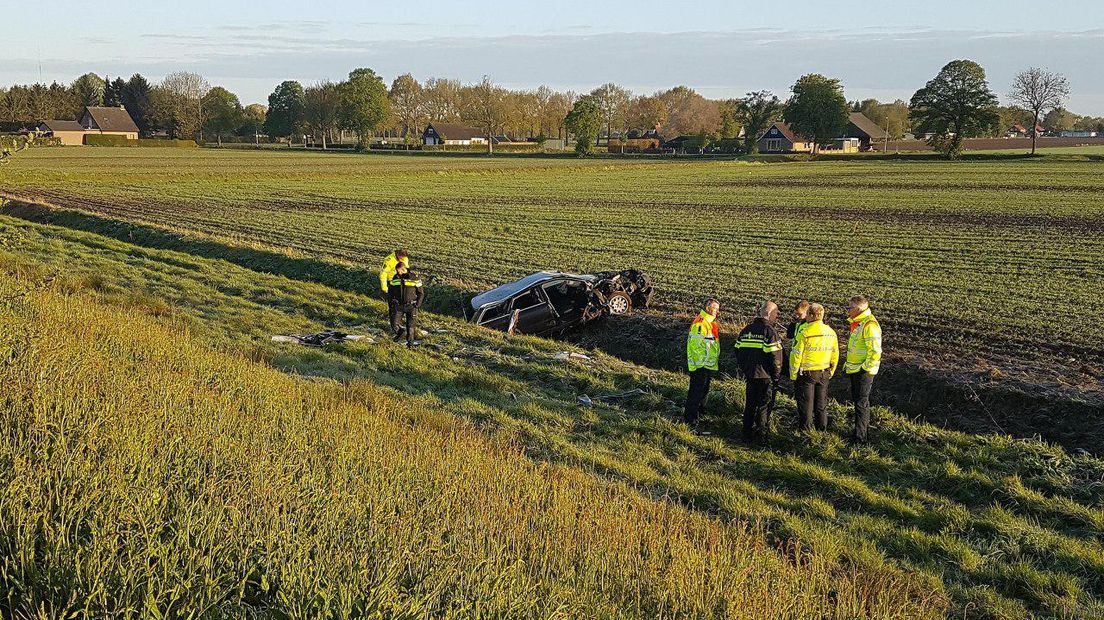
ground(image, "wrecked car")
xmin=465 ymin=269 xmax=653 ymax=336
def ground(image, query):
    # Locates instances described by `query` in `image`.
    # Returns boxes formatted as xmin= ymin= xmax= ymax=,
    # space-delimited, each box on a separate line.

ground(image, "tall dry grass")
xmin=0 ymin=276 xmax=943 ymax=618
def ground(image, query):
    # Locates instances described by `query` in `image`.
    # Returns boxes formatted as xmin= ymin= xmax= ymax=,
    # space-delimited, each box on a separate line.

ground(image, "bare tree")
xmin=589 ymin=83 xmax=631 ymax=147
xmin=304 ymin=81 xmax=339 ymax=148
xmin=1009 ymin=68 xmax=1069 ymax=155
xmin=389 ymin=73 xmax=424 ymax=143
xmin=471 ymin=76 xmax=505 ymax=154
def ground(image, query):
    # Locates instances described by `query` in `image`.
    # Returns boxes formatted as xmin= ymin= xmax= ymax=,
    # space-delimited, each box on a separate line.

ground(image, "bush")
xmin=0 ymin=135 xmax=62 ymax=149
xmin=83 ymin=134 xmax=136 ymax=147
xmin=136 ymin=139 xmax=198 ymax=148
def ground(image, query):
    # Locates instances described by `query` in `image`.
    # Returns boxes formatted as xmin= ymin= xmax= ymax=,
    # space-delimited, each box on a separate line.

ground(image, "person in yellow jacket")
xmin=844 ymin=295 xmax=882 ymax=443
xmin=684 ymin=298 xmax=720 ymax=432
xmin=379 ymin=249 xmax=410 ymax=329
xmin=789 ymin=303 xmax=838 ymax=432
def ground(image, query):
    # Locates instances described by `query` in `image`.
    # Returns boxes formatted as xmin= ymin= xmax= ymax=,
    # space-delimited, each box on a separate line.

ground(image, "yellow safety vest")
xmin=789 ymin=319 xmax=839 ymax=380
xmin=379 ymin=252 xmax=410 ymax=292
xmin=686 ymin=310 xmax=720 ymax=371
xmin=845 ymin=309 xmax=882 ymax=375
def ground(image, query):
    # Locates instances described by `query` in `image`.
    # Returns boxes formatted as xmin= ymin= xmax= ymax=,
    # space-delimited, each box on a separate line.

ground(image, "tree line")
xmin=1 ymin=60 xmax=1097 ymax=157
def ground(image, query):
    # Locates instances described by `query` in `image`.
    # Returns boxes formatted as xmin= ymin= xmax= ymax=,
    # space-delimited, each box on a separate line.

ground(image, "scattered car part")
xmin=272 ymin=331 xmax=367 ymax=346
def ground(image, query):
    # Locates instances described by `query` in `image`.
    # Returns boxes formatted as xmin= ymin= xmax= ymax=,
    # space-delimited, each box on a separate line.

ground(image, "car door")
xmin=509 ymin=286 xmax=558 ymax=336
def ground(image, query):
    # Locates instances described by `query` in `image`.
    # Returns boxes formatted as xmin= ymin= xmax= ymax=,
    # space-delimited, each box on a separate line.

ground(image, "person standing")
xmin=388 ymin=263 xmax=425 ymax=347
xmin=735 ymin=301 xmax=783 ymax=443
xmin=844 ymin=295 xmax=882 ymax=443
xmin=379 ymin=249 xmax=410 ymax=329
xmin=789 ymin=303 xmax=838 ymax=432
xmin=781 ymin=300 xmax=810 ymax=381
xmin=684 ymin=298 xmax=721 ymax=432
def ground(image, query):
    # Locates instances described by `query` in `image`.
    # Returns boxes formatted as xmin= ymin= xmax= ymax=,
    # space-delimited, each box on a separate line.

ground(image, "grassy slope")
xmin=1 ymin=214 xmax=1102 ymax=619
xmin=0 ymin=246 xmax=940 ymax=618
xmin=2 ymin=149 xmax=1103 ymax=381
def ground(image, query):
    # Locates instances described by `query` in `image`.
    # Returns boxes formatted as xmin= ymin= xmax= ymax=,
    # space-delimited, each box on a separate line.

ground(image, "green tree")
xmin=337 ymin=68 xmax=392 ymax=150
xmin=564 ymin=96 xmax=601 ymax=156
xmin=1042 ymin=106 xmax=1076 ymax=132
xmin=909 ymin=59 xmax=999 ymax=159
xmin=686 ymin=129 xmax=713 ymax=154
xmin=202 ymin=87 xmax=243 ymax=146
xmin=590 ymin=83 xmax=632 ymax=147
xmin=737 ymin=91 xmax=782 ymax=153
xmin=1009 ymin=68 xmax=1069 ymax=154
xmin=240 ymin=103 xmax=266 ymax=143
xmin=304 ymin=81 xmax=340 ymax=149
xmin=123 ymin=74 xmax=152 ymax=134
xmin=103 ymin=76 xmax=127 ymax=107
xmin=717 ymin=99 xmax=741 ymax=139
xmin=264 ymin=80 xmax=306 ymax=141
xmin=782 ymin=74 xmax=849 ymax=153
xmin=71 ymin=73 xmax=105 ymax=108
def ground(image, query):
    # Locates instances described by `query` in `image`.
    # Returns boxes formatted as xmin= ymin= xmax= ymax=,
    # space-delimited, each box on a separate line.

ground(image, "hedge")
xmin=137 ymin=139 xmax=198 ymax=148
xmin=1 ymin=135 xmax=62 ymax=148
xmin=422 ymin=143 xmax=541 ymax=153
xmin=84 ymin=134 xmax=135 ymax=147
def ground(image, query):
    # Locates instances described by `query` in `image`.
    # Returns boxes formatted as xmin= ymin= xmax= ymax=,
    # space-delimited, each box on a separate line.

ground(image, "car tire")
xmin=605 ymin=291 xmax=632 ymax=315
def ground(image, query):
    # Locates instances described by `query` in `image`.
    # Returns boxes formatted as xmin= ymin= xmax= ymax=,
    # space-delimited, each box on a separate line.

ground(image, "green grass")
xmin=2 ymin=213 xmax=1103 ymax=618
xmin=2 ymin=148 xmax=1102 ymax=388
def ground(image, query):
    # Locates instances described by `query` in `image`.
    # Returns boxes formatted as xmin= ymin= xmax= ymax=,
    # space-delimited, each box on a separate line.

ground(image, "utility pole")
xmin=883 ymin=118 xmax=890 ymax=153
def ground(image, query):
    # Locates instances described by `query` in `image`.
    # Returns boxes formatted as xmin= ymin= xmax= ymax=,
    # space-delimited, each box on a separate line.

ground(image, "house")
xmin=80 ymin=106 xmax=139 ymax=139
xmin=36 ymin=119 xmax=88 ymax=146
xmin=841 ymin=112 xmax=889 ymax=151
xmin=756 ymin=122 xmax=812 ymax=153
xmin=422 ymin=123 xmax=487 ymax=145
xmin=1007 ymin=123 xmax=1045 ymax=138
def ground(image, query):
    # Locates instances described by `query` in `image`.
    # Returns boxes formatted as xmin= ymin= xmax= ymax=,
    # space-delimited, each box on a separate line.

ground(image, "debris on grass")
xmin=272 ymin=331 xmax=368 ymax=346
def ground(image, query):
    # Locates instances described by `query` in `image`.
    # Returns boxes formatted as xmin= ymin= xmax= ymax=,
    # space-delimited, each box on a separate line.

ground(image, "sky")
xmin=6 ymin=0 xmax=1104 ymax=113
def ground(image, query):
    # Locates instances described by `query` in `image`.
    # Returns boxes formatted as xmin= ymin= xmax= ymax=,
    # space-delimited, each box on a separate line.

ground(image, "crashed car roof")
xmin=470 ymin=271 xmax=595 ymax=310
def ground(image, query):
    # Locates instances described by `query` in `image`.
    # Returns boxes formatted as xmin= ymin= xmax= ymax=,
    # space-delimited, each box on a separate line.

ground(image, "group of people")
xmin=379 ymin=249 xmax=883 ymax=443
xmin=684 ymin=296 xmax=882 ymax=444
xmin=379 ymin=249 xmax=424 ymax=347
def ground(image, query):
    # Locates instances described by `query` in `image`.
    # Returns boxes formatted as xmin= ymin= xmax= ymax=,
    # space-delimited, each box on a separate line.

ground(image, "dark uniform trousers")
xmin=742 ymin=378 xmax=774 ymax=440
xmin=684 ymin=368 xmax=715 ymax=426
xmin=795 ymin=369 xmax=831 ymax=431
xmin=849 ymin=371 xmax=875 ymax=442
xmin=391 ymin=302 xmax=418 ymax=344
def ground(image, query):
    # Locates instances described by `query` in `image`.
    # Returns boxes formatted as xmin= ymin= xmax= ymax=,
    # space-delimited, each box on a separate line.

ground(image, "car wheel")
xmin=606 ymin=291 xmax=632 ymax=315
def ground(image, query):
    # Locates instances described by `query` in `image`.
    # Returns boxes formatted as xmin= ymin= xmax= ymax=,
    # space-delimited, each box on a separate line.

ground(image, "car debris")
xmin=554 ymin=351 xmax=592 ymax=362
xmin=271 ymin=331 xmax=368 ymax=346
xmin=465 ymin=269 xmax=652 ymax=337
xmin=576 ymin=389 xmax=646 ymax=407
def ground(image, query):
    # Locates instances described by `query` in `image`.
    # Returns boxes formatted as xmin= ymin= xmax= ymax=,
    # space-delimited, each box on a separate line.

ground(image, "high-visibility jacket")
xmin=789 ymin=319 xmax=839 ymax=380
xmin=388 ymin=272 xmax=425 ymax=307
xmin=735 ymin=317 xmax=783 ymax=380
xmin=686 ymin=310 xmax=720 ymax=372
xmin=379 ymin=252 xmax=410 ymax=292
xmin=844 ymin=309 xmax=882 ymax=375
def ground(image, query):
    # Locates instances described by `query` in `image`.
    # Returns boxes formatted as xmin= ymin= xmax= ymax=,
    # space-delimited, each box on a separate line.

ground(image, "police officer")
xmin=379 ymin=249 xmax=410 ymax=327
xmin=781 ymin=300 xmax=810 ymax=381
xmin=844 ymin=295 xmax=882 ymax=443
xmin=388 ymin=263 xmax=425 ymax=347
xmin=735 ymin=301 xmax=783 ymax=443
xmin=684 ymin=298 xmax=721 ymax=433
xmin=789 ymin=303 xmax=838 ymax=432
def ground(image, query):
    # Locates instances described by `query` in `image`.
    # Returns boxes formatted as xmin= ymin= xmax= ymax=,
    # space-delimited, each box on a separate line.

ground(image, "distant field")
xmin=3 ymin=148 xmax=1102 ymax=393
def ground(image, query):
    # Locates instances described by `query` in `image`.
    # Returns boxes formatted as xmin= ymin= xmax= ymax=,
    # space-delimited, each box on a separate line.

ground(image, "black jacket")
xmin=735 ymin=317 xmax=783 ymax=381
xmin=388 ymin=272 xmax=425 ymax=308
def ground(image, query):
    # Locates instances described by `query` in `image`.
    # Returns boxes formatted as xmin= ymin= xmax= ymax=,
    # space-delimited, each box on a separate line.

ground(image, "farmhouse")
xmin=756 ymin=122 xmax=812 ymax=153
xmin=80 ymin=106 xmax=139 ymax=139
xmin=35 ymin=119 xmax=87 ymax=146
xmin=37 ymin=106 xmax=140 ymax=145
xmin=423 ymin=123 xmax=487 ymax=145
xmin=841 ymin=112 xmax=889 ymax=150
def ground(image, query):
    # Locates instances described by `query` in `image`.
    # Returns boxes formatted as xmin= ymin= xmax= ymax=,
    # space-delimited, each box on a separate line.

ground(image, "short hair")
xmin=396 ymin=263 xmax=408 ymax=274
xmin=395 ymin=249 xmax=409 ymax=259
xmin=808 ymin=303 xmax=825 ymax=320
xmin=703 ymin=298 xmax=720 ymax=310
xmin=794 ymin=300 xmax=810 ymax=313
xmin=850 ymin=295 xmax=869 ymax=310
xmin=757 ymin=300 xmax=778 ymax=318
